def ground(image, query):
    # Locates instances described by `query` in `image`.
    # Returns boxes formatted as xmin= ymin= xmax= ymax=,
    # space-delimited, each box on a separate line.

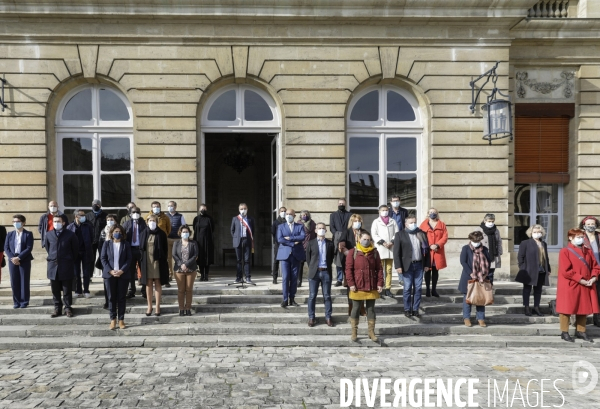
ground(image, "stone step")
xmin=0 ymin=334 xmax=595 ymax=350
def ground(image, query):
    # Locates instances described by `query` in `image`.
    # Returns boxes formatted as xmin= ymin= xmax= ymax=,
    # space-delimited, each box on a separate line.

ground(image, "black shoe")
xmin=50 ymin=309 xmax=62 ymax=318
xmin=561 ymin=332 xmax=574 ymax=342
xmin=404 ymin=311 xmax=411 ymax=318
xmin=179 ymin=310 xmax=184 ymax=316
xmin=524 ymin=306 xmax=532 ymax=316
xmin=431 ymin=289 xmax=440 ymax=298
xmin=594 ymin=314 xmax=600 ymax=327
xmin=103 ymin=303 xmax=108 ymax=310
xmin=425 ymin=289 xmax=431 ymax=297
xmin=273 ymin=277 xmax=277 ymax=284
xmin=126 ymin=293 xmax=135 ymax=299
xmin=165 ymin=282 xmax=171 ymax=288
xmin=234 ymin=279 xmax=242 ymax=284
xmin=141 ymin=293 xmax=147 ymax=299
xmin=385 ymin=289 xmax=395 ymax=298
xmin=65 ymin=309 xmax=73 ymax=318
xmin=532 ymin=307 xmax=544 ymax=317
xmin=289 ymin=298 xmax=299 ymax=307
xmin=576 ymin=331 xmax=593 ymax=343
xmin=412 ymin=311 xmax=420 ymax=318
xmin=280 ymin=301 xmax=287 ymax=308
xmin=297 ymin=281 xmax=302 ymax=287
xmin=145 ymin=309 xmax=152 ymax=317
xmin=335 ymin=281 xmax=342 ymax=287
xmin=186 ymin=310 xmax=191 ymax=316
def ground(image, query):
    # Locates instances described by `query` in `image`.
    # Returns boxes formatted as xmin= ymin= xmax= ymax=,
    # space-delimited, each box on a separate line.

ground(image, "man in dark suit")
xmin=305 ymin=222 xmax=335 ymax=327
xmin=329 ymin=198 xmax=351 ymax=286
xmin=67 ymin=209 xmax=94 ymax=297
xmin=85 ymin=199 xmax=108 ymax=276
xmin=270 ymin=206 xmax=286 ymax=284
xmin=230 ymin=203 xmax=255 ymax=284
xmin=44 ymin=216 xmax=80 ymax=318
xmin=393 ymin=216 xmax=431 ymax=318
xmin=277 ymin=208 xmax=306 ymax=308
xmin=122 ymin=206 xmax=146 ymax=298
xmin=389 ymin=194 xmax=410 ymax=232
xmin=4 ymin=214 xmax=34 ymax=309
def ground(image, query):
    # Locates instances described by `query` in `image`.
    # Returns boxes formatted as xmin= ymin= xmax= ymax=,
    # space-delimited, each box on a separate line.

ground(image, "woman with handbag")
xmin=556 ymin=228 xmax=600 ymax=342
xmin=172 ymin=225 xmax=199 ymax=316
xmin=458 ymin=231 xmax=491 ymax=327
xmin=517 ymin=224 xmax=551 ymax=317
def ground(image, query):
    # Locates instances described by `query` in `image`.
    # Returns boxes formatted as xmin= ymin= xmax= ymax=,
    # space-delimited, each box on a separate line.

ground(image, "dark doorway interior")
xmin=204 ymin=133 xmax=274 ymax=268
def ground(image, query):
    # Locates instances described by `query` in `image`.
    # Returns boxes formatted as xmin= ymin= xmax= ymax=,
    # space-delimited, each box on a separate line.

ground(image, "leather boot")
xmin=524 ymin=306 xmax=532 ymax=316
xmin=109 ymin=319 xmax=117 ymax=330
xmin=367 ymin=320 xmax=378 ymax=342
xmin=118 ymin=320 xmax=126 ymax=329
xmin=532 ymin=307 xmax=544 ymax=317
xmin=350 ymin=318 xmax=359 ymax=342
xmin=593 ymin=313 xmax=600 ymax=327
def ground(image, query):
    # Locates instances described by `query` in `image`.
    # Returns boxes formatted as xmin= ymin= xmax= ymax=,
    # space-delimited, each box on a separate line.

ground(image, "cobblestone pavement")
xmin=0 ymin=347 xmax=599 ymax=408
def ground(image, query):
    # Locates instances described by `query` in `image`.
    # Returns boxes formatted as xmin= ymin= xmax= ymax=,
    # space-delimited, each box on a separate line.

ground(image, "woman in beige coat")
xmin=371 ymin=204 xmax=399 ymax=299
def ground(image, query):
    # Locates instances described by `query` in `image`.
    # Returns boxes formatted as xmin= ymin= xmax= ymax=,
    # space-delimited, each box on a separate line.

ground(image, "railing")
xmin=527 ymin=0 xmax=569 ymax=18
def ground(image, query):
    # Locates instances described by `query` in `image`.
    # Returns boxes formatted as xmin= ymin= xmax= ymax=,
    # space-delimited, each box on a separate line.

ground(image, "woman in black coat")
xmin=192 ymin=204 xmax=214 ymax=282
xmin=458 ymin=231 xmax=491 ymax=328
xmin=139 ymin=215 xmax=169 ymax=316
xmin=517 ymin=224 xmax=551 ymax=317
xmin=172 ymin=225 xmax=199 ymax=316
xmin=100 ymin=225 xmax=132 ymax=330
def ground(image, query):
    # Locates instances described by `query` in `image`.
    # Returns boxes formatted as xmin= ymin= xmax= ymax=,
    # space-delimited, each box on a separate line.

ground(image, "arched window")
xmin=346 ymin=85 xmax=422 ymax=224
xmin=56 ymin=85 xmax=134 ymax=216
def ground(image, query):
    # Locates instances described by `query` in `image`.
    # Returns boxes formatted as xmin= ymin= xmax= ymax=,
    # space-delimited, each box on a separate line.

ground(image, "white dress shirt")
xmin=113 ymin=242 xmax=121 ymax=271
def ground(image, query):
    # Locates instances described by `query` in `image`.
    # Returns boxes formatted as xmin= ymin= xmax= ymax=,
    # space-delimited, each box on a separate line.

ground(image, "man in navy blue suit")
xmin=277 ymin=208 xmax=306 ymax=308
xmin=4 ymin=214 xmax=34 ymax=309
xmin=230 ymin=203 xmax=255 ymax=284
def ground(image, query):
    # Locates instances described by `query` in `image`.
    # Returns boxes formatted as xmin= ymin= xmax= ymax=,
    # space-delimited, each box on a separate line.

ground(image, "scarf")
xmin=303 ymin=218 xmax=312 ymax=230
xmin=470 ymin=244 xmax=489 ymax=281
xmin=276 ymin=216 xmax=286 ymax=224
xmin=148 ymin=228 xmax=162 ymax=261
xmin=480 ymin=222 xmax=498 ymax=259
xmin=381 ymin=216 xmax=390 ymax=225
xmin=356 ymin=242 xmax=375 ymax=254
xmin=408 ymin=228 xmax=429 ymax=257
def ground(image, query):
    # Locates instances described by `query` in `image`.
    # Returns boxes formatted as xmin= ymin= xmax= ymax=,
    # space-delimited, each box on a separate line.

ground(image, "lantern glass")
xmin=483 ymin=99 xmax=512 ymax=141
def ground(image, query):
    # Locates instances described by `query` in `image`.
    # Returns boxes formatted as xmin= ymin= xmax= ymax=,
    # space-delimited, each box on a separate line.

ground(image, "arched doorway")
xmin=200 ymin=84 xmax=281 ymax=268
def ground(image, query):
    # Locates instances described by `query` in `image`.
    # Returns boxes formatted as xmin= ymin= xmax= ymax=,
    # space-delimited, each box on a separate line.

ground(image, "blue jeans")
xmin=401 ymin=261 xmax=424 ymax=312
xmin=463 ymin=293 xmax=485 ymax=320
xmin=308 ymin=270 xmax=333 ymax=319
xmin=336 ymin=266 xmax=344 ymax=283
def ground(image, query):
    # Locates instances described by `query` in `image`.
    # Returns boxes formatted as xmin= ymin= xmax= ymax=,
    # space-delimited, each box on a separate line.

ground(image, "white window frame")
xmin=514 ymin=183 xmax=564 ymax=250
xmin=346 ymin=85 xmax=422 ymax=220
xmin=55 ymin=85 xmax=134 ymax=213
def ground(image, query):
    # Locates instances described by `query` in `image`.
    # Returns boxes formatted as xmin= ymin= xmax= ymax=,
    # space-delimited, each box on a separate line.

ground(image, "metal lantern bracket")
xmin=0 ymin=77 xmax=7 ymax=112
xmin=469 ymin=61 xmax=501 ymax=114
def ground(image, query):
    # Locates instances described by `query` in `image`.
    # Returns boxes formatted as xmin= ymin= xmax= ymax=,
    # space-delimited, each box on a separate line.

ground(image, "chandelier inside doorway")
xmin=223 ymin=134 xmax=255 ymax=173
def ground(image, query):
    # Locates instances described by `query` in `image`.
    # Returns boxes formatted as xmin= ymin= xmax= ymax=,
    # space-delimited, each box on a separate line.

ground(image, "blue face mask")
xmin=153 ymin=207 xmax=161 ymax=214
xmin=181 ymin=232 xmax=190 ymax=239
xmin=79 ymin=216 xmax=86 ymax=223
xmin=429 ymin=213 xmax=438 ymax=219
xmin=113 ymin=232 xmax=122 ymax=240
xmin=13 ymin=222 xmax=22 ymax=230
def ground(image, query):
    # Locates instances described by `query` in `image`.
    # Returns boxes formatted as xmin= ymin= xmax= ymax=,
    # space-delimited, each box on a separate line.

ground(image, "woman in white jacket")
xmin=371 ymin=204 xmax=399 ymax=298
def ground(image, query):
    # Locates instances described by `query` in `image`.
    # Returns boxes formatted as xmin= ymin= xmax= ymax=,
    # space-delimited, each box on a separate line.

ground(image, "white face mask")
xmin=53 ymin=222 xmax=63 ymax=230
xmin=573 ymin=237 xmax=584 ymax=246
xmin=352 ymin=222 xmax=362 ymax=230
xmin=285 ymin=214 xmax=295 ymax=223
xmin=317 ymin=229 xmax=326 ymax=237
xmin=391 ymin=201 xmax=400 ymax=208
xmin=532 ymin=232 xmax=542 ymax=239
xmin=107 ymin=220 xmax=115 ymax=227
xmin=168 ymin=206 xmax=174 ymax=213
xmin=148 ymin=221 xmax=157 ymax=230
xmin=360 ymin=239 xmax=371 ymax=247
xmin=152 ymin=207 xmax=161 ymax=214
xmin=471 ymin=241 xmax=481 ymax=248
xmin=485 ymin=222 xmax=495 ymax=228
xmin=131 ymin=213 xmax=140 ymax=220
xmin=240 ymin=209 xmax=247 ymax=216
xmin=407 ymin=223 xmax=417 ymax=231
xmin=279 ymin=211 xmax=286 ymax=219
xmin=49 ymin=206 xmax=58 ymax=213
xmin=380 ymin=211 xmax=389 ymax=217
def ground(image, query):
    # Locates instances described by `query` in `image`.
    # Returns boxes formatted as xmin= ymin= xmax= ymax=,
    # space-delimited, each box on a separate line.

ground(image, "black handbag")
xmin=514 ymin=269 xmax=530 ymax=284
xmin=549 ymin=300 xmax=559 ymax=317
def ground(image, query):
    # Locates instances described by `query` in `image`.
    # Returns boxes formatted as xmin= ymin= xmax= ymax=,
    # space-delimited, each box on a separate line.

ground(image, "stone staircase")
xmin=0 ymin=271 xmax=598 ymax=349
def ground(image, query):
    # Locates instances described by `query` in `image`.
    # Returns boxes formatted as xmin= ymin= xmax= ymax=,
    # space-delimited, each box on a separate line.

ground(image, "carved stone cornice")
xmin=515 ymin=70 xmax=575 ymax=99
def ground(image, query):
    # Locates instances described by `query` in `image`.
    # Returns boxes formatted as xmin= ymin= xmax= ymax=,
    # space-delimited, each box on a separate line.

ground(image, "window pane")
xmin=349 ymin=173 xmax=379 ymax=208
xmin=350 ymin=90 xmax=379 ymax=121
xmin=244 ymin=90 xmax=273 ymax=121
xmin=208 ymin=90 xmax=236 ymax=121
xmin=62 ymin=138 xmax=93 ymax=171
xmin=386 ymin=138 xmax=417 ymax=171
xmin=349 ymin=137 xmax=379 ymax=171
xmin=387 ymin=174 xmax=417 ymax=208
xmin=101 ymin=138 xmax=130 ymax=171
xmin=514 ymin=215 xmax=531 ymax=246
xmin=63 ymin=175 xmax=93 ymax=207
xmin=536 ymin=184 xmax=558 ymax=213
xmin=99 ymin=88 xmax=130 ymax=121
xmin=101 ymin=174 xmax=131 ymax=208
xmin=62 ymin=89 xmax=92 ymax=121
xmin=537 ymin=215 xmax=559 ymax=246
xmin=387 ymin=91 xmax=416 ymax=122
xmin=514 ymin=184 xmax=531 ymax=214
xmin=358 ymin=210 xmax=380 ymax=232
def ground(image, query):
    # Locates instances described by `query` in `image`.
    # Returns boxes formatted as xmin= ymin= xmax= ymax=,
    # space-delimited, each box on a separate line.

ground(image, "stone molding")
xmin=515 ymin=69 xmax=575 ymax=101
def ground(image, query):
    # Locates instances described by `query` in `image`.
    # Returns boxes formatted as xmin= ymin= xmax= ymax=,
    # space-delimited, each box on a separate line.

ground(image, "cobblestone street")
xmin=0 ymin=346 xmax=599 ymax=408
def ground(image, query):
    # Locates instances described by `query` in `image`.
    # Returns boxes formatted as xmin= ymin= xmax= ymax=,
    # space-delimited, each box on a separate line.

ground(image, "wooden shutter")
xmin=514 ymin=117 xmax=570 ymax=183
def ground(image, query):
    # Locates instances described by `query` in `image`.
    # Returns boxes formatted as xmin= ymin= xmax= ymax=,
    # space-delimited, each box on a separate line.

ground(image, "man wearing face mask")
xmin=230 ymin=203 xmax=255 ymax=284
xmin=86 ymin=199 xmax=108 ymax=277
xmin=44 ymin=215 xmax=80 ymax=318
xmin=119 ymin=202 xmax=137 ymax=225
xmin=192 ymin=204 xmax=215 ymax=282
xmin=276 ymin=208 xmax=306 ymax=308
xmin=305 ymin=223 xmax=335 ymax=327
xmin=330 ymin=199 xmax=352 ymax=286
xmin=389 ymin=195 xmax=409 ymax=232
xmin=393 ymin=216 xmax=431 ymax=318
xmin=475 ymin=214 xmax=503 ymax=285
xmin=166 ymin=201 xmax=186 ymax=283
xmin=579 ymin=216 xmax=600 ymax=326
xmin=270 ymin=207 xmax=287 ymax=284
xmin=371 ymin=204 xmax=399 ymax=298
xmin=67 ymin=209 xmax=94 ymax=298
xmin=4 ymin=215 xmax=34 ymax=309
xmin=38 ymin=201 xmax=69 ymax=250
xmin=123 ymin=206 xmax=147 ymax=298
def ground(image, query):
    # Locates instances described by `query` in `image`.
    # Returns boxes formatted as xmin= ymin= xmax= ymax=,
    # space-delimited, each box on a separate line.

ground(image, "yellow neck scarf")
xmin=356 ymin=242 xmax=374 ymax=254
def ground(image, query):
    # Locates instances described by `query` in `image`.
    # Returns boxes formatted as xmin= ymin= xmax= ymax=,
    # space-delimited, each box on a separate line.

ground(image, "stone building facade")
xmin=0 ymin=0 xmax=599 ymax=279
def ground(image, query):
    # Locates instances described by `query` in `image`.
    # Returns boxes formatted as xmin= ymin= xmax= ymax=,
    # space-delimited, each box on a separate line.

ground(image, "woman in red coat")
xmin=556 ymin=228 xmax=600 ymax=343
xmin=419 ymin=208 xmax=448 ymax=298
xmin=345 ymin=231 xmax=384 ymax=343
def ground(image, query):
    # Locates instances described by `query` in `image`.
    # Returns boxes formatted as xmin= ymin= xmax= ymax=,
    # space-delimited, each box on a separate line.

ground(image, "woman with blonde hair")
xmin=419 ymin=207 xmax=448 ymax=297
xmin=139 ymin=214 xmax=169 ymax=316
xmin=517 ymin=224 xmax=551 ymax=316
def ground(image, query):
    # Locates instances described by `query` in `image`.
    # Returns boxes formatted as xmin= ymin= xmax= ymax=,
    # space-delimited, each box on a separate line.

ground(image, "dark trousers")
xmin=50 ymin=278 xmax=73 ymax=311
xmin=351 ymin=299 xmax=375 ymax=320
xmin=425 ymin=267 xmax=439 ymax=290
xmin=199 ymin=265 xmax=210 ymax=276
xmin=235 ymin=238 xmax=251 ymax=281
xmin=105 ymin=276 xmax=128 ymax=320
xmin=488 ymin=268 xmax=495 ymax=285
xmin=129 ymin=247 xmax=142 ymax=294
xmin=523 ymin=272 xmax=546 ymax=307
xmin=307 ymin=270 xmax=332 ymax=319
xmin=9 ymin=259 xmax=31 ymax=308
xmin=272 ymin=243 xmax=280 ymax=277
xmin=281 ymin=254 xmax=301 ymax=302
xmin=74 ymin=255 xmax=92 ymax=295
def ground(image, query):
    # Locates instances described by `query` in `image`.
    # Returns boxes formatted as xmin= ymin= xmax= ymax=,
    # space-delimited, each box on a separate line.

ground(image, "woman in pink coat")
xmin=556 ymin=228 xmax=600 ymax=343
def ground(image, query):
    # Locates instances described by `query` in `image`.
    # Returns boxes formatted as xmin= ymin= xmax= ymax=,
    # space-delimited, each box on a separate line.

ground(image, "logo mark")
xmin=572 ymin=360 xmax=598 ymax=395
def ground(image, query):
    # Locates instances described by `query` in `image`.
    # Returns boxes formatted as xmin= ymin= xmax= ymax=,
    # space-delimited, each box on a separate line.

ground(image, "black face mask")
xmin=338 ymin=205 xmax=346 ymax=211
xmin=200 ymin=210 xmax=206 ymax=215
xmin=92 ymin=205 xmax=101 ymax=212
